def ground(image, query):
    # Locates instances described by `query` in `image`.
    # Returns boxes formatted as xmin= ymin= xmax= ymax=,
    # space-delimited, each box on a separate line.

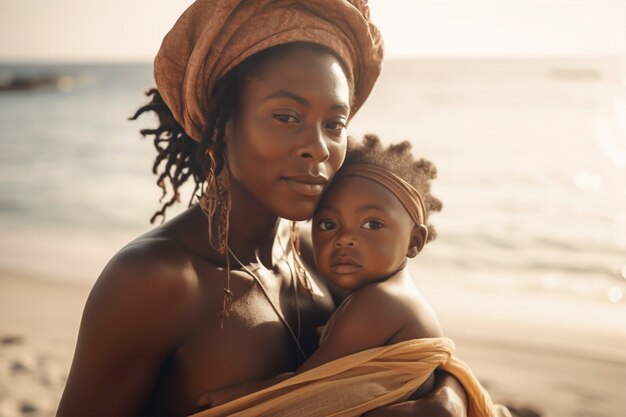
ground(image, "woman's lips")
xmin=281 ymin=175 xmax=328 ymax=197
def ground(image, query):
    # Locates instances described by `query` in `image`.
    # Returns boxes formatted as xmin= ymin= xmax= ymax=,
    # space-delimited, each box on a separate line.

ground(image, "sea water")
xmin=0 ymin=59 xmax=625 ymax=308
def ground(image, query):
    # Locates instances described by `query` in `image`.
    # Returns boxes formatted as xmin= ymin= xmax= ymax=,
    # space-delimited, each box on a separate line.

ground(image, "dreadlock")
xmin=342 ymin=134 xmax=443 ymax=243
xmin=128 ymin=64 xmax=238 ymax=223
xmin=130 ymin=42 xmax=350 ymax=224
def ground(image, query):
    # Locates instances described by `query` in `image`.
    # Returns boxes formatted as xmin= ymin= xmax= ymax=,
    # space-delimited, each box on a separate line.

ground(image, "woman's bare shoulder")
xmin=58 ymin=236 xmax=205 ymax=415
xmin=87 ymin=235 xmax=203 ymax=329
xmin=101 ymin=235 xmax=198 ymax=287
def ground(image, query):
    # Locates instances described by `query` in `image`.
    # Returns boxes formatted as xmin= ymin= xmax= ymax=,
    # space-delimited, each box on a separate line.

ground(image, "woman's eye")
xmin=362 ymin=220 xmax=384 ymax=230
xmin=318 ymin=220 xmax=336 ymax=231
xmin=325 ymin=120 xmax=347 ymax=131
xmin=273 ymin=114 xmax=299 ymax=124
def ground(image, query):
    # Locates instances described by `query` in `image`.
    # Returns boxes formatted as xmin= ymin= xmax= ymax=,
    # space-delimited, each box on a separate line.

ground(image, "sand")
xmin=1 ymin=267 xmax=625 ymax=417
xmin=418 ymin=269 xmax=626 ymax=417
xmin=0 ymin=270 xmax=88 ymax=417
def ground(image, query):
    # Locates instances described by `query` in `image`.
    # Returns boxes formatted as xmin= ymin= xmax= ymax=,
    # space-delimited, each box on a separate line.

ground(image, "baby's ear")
xmin=406 ymin=224 xmax=428 ymax=258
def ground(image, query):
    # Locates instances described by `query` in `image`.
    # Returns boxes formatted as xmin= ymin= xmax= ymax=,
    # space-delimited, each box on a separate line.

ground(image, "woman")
xmin=57 ymin=1 xmax=469 ymax=415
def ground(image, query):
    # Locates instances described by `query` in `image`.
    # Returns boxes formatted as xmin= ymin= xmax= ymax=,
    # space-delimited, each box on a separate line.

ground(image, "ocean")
xmin=1 ymin=58 xmax=625 ymax=307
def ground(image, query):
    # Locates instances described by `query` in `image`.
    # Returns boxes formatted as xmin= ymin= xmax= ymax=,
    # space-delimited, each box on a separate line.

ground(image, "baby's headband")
xmin=337 ymin=164 xmax=426 ymax=226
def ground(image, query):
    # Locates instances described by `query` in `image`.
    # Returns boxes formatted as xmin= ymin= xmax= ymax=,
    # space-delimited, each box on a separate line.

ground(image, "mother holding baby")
xmin=57 ymin=1 xmax=470 ymax=415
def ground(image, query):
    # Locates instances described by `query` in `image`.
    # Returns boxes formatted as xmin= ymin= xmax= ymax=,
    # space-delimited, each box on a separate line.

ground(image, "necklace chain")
xmin=227 ymin=245 xmax=309 ymax=361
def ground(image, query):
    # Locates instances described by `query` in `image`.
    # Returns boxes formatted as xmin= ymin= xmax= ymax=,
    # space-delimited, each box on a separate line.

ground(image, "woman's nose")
xmin=298 ymin=125 xmax=330 ymax=162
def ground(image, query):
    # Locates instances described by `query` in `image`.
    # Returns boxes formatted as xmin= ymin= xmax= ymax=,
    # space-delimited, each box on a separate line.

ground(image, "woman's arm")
xmin=199 ymin=342 xmax=467 ymax=416
xmin=57 ymin=241 xmax=198 ymax=416
xmin=299 ymin=227 xmax=469 ymax=416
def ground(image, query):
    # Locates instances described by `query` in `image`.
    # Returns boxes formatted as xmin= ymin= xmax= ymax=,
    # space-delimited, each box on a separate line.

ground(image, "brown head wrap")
xmin=337 ymin=164 xmax=426 ymax=226
xmin=154 ymin=0 xmax=384 ymax=142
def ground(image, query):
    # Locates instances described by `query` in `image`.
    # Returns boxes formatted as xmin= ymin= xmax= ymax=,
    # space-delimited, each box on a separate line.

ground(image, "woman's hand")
xmin=362 ymin=370 xmax=468 ymax=417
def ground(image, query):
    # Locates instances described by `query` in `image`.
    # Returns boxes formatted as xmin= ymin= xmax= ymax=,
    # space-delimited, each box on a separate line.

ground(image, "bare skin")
xmin=201 ymin=271 xmax=441 ymax=408
xmin=57 ymin=47 xmax=468 ymax=416
xmin=199 ymin=173 xmax=442 ymax=409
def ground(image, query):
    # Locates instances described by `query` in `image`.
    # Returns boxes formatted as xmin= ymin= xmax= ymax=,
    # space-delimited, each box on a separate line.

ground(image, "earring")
xmin=290 ymin=221 xmax=313 ymax=296
xmin=200 ymin=148 xmax=231 ymax=255
xmin=199 ymin=148 xmax=233 ymax=326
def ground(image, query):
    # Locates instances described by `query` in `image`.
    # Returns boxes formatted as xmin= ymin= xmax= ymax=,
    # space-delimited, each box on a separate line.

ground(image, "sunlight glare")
xmin=607 ymin=286 xmax=623 ymax=303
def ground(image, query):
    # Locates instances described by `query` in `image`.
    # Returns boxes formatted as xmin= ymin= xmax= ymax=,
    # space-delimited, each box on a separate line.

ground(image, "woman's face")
xmin=225 ymin=47 xmax=351 ymax=220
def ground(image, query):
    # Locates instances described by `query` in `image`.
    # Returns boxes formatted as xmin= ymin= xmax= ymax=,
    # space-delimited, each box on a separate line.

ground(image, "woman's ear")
xmin=406 ymin=224 xmax=428 ymax=258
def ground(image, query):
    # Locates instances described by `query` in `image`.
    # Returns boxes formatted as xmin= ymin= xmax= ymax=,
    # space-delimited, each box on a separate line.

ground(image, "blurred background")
xmin=1 ymin=1 xmax=625 ymax=416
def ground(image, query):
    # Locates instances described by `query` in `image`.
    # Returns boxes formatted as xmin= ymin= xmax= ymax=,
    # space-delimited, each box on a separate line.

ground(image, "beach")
xmin=1 ymin=58 xmax=625 ymax=416
xmin=0 ymin=270 xmax=87 ymax=417
xmin=418 ymin=267 xmax=626 ymax=417
xmin=1 ymin=265 xmax=625 ymax=417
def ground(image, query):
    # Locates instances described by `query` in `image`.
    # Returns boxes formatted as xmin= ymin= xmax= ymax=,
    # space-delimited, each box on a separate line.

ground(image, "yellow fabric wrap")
xmin=154 ymin=0 xmax=384 ymax=142
xmin=190 ymin=338 xmax=511 ymax=417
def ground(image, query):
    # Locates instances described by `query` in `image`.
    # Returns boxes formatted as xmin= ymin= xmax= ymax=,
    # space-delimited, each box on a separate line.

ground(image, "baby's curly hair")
xmin=341 ymin=134 xmax=442 ymax=243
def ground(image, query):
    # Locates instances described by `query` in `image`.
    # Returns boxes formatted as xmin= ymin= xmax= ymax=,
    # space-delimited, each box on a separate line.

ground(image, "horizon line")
xmin=2 ymin=54 xmax=625 ymax=66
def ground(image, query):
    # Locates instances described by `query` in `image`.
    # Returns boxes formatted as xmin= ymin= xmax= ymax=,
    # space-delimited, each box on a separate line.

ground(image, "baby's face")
xmin=312 ymin=175 xmax=415 ymax=290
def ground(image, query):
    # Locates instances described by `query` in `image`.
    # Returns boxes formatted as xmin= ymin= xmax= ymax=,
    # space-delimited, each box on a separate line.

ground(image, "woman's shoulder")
xmin=59 ymin=236 xmax=204 ymax=416
xmin=104 ymin=235 xmax=197 ymax=286
xmin=87 ymin=235 xmax=202 ymax=325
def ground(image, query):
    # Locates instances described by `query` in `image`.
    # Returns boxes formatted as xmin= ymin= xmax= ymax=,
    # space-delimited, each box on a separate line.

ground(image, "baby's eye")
xmin=317 ymin=220 xmax=336 ymax=231
xmin=362 ymin=220 xmax=384 ymax=230
xmin=273 ymin=113 xmax=299 ymax=124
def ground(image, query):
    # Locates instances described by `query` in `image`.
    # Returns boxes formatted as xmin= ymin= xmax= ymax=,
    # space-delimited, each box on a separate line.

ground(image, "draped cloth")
xmin=154 ymin=0 xmax=384 ymax=142
xmin=190 ymin=338 xmax=511 ymax=417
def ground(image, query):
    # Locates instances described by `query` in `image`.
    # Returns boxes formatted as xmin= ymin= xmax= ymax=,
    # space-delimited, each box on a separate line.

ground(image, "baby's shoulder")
xmin=356 ymin=273 xmax=443 ymax=340
xmin=343 ymin=281 xmax=407 ymax=321
xmin=377 ymin=272 xmax=443 ymax=340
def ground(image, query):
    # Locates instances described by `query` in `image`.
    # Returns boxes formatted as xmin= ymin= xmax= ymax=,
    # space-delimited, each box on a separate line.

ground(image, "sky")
xmin=0 ymin=0 xmax=625 ymax=62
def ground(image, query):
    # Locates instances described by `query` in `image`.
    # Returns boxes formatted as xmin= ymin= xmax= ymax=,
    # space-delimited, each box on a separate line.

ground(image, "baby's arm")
xmin=300 ymin=284 xmax=436 ymax=396
xmin=296 ymin=283 xmax=404 ymax=373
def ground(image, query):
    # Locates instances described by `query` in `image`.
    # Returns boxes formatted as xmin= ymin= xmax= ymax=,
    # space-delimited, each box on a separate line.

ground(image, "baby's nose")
xmin=334 ymin=233 xmax=357 ymax=247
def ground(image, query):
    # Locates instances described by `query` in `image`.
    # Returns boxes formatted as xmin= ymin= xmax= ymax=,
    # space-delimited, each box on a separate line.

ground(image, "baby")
xmin=200 ymin=135 xmax=444 ymax=408
xmin=304 ymin=135 xmax=443 ymax=392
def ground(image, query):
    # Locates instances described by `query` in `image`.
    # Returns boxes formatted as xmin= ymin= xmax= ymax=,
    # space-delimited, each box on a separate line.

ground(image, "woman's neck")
xmin=165 ymin=177 xmax=281 ymax=268
xmin=225 ymin=179 xmax=280 ymax=266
